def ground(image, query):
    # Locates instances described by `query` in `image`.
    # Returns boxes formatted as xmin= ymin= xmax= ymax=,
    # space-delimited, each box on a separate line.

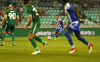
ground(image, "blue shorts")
xmin=54 ymin=29 xmax=64 ymax=34
xmin=67 ymin=21 xmax=81 ymax=35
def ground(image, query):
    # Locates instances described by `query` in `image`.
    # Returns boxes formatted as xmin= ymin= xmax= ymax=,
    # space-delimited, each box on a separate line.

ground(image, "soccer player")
xmin=0 ymin=5 xmax=19 ymax=46
xmin=48 ymin=15 xmax=64 ymax=40
xmin=23 ymin=0 xmax=48 ymax=55
xmin=0 ymin=18 xmax=11 ymax=40
xmin=62 ymin=0 xmax=93 ymax=54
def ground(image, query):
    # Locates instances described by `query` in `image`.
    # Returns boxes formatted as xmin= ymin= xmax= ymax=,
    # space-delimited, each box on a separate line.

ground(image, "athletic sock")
xmin=30 ymin=38 xmax=39 ymax=51
xmin=35 ymin=36 xmax=45 ymax=44
xmin=78 ymin=37 xmax=89 ymax=45
xmin=72 ymin=45 xmax=75 ymax=48
xmin=50 ymin=33 xmax=54 ymax=37
xmin=65 ymin=32 xmax=74 ymax=46
xmin=11 ymin=34 xmax=15 ymax=43
xmin=0 ymin=35 xmax=2 ymax=39
xmin=1 ymin=33 xmax=6 ymax=43
xmin=56 ymin=34 xmax=59 ymax=38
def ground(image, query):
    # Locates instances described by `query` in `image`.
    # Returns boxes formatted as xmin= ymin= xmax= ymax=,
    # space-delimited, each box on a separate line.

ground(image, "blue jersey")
xmin=64 ymin=3 xmax=78 ymax=23
xmin=56 ymin=19 xmax=64 ymax=29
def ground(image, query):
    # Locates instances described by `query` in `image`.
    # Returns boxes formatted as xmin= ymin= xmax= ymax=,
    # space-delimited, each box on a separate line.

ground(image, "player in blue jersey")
xmin=48 ymin=15 xmax=64 ymax=40
xmin=62 ymin=0 xmax=93 ymax=54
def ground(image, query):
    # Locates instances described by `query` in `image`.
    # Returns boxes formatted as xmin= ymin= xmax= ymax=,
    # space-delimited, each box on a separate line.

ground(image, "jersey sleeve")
xmin=31 ymin=6 xmax=39 ymax=17
xmin=27 ymin=5 xmax=39 ymax=17
xmin=26 ymin=5 xmax=33 ymax=17
xmin=59 ymin=20 xmax=62 ymax=23
xmin=65 ymin=3 xmax=74 ymax=12
xmin=27 ymin=8 xmax=33 ymax=17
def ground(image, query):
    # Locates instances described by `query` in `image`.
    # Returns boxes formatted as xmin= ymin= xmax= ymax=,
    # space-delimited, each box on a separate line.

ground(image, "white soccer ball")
xmin=48 ymin=36 xmax=51 ymax=40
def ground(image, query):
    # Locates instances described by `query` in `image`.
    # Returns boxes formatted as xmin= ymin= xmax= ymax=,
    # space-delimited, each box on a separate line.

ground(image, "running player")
xmin=62 ymin=0 xmax=93 ymax=54
xmin=0 ymin=5 xmax=19 ymax=46
xmin=23 ymin=0 xmax=48 ymax=55
xmin=48 ymin=15 xmax=64 ymax=40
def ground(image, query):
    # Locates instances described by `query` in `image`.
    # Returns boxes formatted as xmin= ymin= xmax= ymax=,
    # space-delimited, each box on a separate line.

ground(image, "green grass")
xmin=0 ymin=36 xmax=100 ymax=62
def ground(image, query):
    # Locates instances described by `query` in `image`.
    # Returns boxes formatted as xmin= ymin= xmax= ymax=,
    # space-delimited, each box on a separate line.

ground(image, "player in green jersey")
xmin=0 ymin=18 xmax=11 ymax=40
xmin=23 ymin=0 xmax=48 ymax=55
xmin=0 ymin=5 xmax=19 ymax=46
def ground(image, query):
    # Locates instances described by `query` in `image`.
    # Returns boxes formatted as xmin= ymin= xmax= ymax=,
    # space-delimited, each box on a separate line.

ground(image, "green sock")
xmin=11 ymin=34 xmax=15 ymax=43
xmin=30 ymin=38 xmax=39 ymax=51
xmin=2 ymin=33 xmax=6 ymax=43
xmin=0 ymin=35 xmax=2 ymax=39
xmin=35 ymin=36 xmax=45 ymax=44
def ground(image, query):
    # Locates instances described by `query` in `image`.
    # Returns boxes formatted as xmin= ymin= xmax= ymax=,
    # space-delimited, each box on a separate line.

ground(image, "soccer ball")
xmin=48 ymin=36 xmax=51 ymax=40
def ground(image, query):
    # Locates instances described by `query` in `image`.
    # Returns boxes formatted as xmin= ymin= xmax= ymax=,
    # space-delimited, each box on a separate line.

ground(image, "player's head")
xmin=62 ymin=0 xmax=69 ymax=6
xmin=23 ymin=0 xmax=29 ymax=7
xmin=8 ymin=5 xmax=13 ymax=10
xmin=56 ymin=15 xmax=59 ymax=20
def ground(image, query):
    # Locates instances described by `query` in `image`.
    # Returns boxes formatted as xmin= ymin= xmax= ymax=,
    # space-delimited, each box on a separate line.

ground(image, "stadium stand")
xmin=0 ymin=0 xmax=100 ymax=26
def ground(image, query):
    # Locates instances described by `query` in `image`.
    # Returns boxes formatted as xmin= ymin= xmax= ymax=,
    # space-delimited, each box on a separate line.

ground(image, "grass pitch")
xmin=0 ymin=36 xmax=100 ymax=62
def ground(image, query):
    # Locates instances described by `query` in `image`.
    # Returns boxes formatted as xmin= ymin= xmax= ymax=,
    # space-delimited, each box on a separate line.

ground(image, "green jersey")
xmin=5 ymin=10 xmax=17 ymax=26
xmin=26 ymin=5 xmax=40 ymax=23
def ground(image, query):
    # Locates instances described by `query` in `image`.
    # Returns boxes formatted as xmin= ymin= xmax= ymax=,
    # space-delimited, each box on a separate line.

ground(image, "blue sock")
xmin=50 ymin=34 xmax=54 ymax=37
xmin=64 ymin=32 xmax=73 ymax=46
xmin=56 ymin=34 xmax=59 ymax=38
xmin=78 ymin=37 xmax=89 ymax=45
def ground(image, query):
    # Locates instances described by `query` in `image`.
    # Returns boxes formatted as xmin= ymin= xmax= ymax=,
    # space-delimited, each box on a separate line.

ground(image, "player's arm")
xmin=72 ymin=8 xmax=84 ymax=23
xmin=23 ymin=16 xmax=33 ymax=30
xmin=16 ymin=15 xmax=19 ymax=26
xmin=1 ymin=14 xmax=7 ymax=24
xmin=55 ymin=22 xmax=61 ymax=26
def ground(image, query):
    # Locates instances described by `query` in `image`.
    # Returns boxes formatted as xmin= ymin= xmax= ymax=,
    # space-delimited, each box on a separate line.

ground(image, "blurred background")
xmin=0 ymin=0 xmax=100 ymax=26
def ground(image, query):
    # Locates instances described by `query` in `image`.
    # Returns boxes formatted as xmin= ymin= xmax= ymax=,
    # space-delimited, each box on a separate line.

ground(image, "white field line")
xmin=0 ymin=48 xmax=100 ymax=52
xmin=0 ymin=45 xmax=95 ymax=47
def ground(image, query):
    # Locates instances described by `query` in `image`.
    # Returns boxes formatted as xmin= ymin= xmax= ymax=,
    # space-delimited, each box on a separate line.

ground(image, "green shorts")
xmin=5 ymin=24 xmax=15 ymax=33
xmin=30 ymin=22 xmax=41 ymax=34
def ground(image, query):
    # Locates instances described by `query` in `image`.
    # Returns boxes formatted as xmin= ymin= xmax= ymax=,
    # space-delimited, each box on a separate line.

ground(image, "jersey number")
xmin=8 ymin=13 xmax=16 ymax=19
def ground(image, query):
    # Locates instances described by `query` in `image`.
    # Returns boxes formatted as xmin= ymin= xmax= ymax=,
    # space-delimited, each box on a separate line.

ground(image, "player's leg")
xmin=55 ymin=29 xmax=63 ymax=40
xmin=7 ymin=30 xmax=11 ymax=37
xmin=1 ymin=31 xmax=7 ymax=45
xmin=50 ymin=30 xmax=57 ymax=37
xmin=10 ymin=25 xmax=15 ymax=46
xmin=29 ymin=23 xmax=47 ymax=55
xmin=28 ymin=33 xmax=41 ymax=55
xmin=64 ymin=27 xmax=76 ymax=54
xmin=29 ymin=23 xmax=40 ymax=54
xmin=74 ymin=31 xmax=93 ymax=53
xmin=0 ymin=25 xmax=9 ymax=46
xmin=0 ymin=26 xmax=5 ymax=40
xmin=55 ymin=32 xmax=60 ymax=40
xmin=33 ymin=23 xmax=48 ymax=50
xmin=11 ymin=33 xmax=15 ymax=46
xmin=48 ymin=29 xmax=58 ymax=40
xmin=0 ymin=33 xmax=2 ymax=40
xmin=0 ymin=28 xmax=3 ymax=40
xmin=28 ymin=33 xmax=39 ymax=50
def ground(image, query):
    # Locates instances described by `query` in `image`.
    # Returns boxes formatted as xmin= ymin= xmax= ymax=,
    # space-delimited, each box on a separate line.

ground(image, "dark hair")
xmin=62 ymin=0 xmax=68 ymax=3
xmin=23 ymin=0 xmax=29 ymax=4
